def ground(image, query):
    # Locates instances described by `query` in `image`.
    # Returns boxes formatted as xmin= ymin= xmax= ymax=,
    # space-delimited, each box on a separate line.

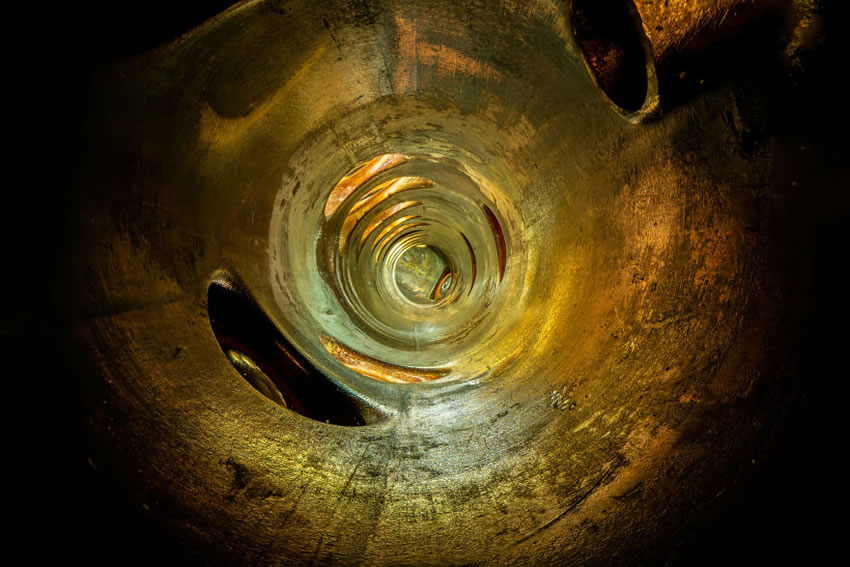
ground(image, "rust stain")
xmin=338 ymin=176 xmax=432 ymax=253
xmin=482 ymin=204 xmax=507 ymax=283
xmin=689 ymin=210 xmax=741 ymax=287
xmin=320 ymin=334 xmax=449 ymax=383
xmin=678 ymin=392 xmax=699 ymax=404
xmin=326 ymin=154 xmax=409 ymax=218
xmin=370 ymin=214 xmax=420 ymax=253
xmin=392 ymin=14 xmax=501 ymax=94
xmin=392 ymin=13 xmax=417 ymax=93
xmin=374 ymin=222 xmax=427 ymax=260
xmin=359 ymin=201 xmax=421 ymax=247
xmin=417 ymin=42 xmax=501 ymax=82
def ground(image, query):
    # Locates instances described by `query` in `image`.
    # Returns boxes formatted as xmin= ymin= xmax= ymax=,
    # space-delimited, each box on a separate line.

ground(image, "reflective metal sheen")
xmin=72 ymin=0 xmax=827 ymax=564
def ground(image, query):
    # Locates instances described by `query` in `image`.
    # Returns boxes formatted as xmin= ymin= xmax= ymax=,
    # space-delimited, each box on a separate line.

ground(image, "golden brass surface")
xmin=67 ymin=0 xmax=837 ymax=564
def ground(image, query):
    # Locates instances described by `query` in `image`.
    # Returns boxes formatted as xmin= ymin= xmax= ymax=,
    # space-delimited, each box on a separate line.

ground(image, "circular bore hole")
xmin=570 ymin=0 xmax=652 ymax=114
xmin=393 ymin=244 xmax=453 ymax=306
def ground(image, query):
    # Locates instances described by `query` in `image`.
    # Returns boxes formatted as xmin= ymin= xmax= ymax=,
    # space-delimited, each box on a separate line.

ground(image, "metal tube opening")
xmin=570 ymin=0 xmax=658 ymax=120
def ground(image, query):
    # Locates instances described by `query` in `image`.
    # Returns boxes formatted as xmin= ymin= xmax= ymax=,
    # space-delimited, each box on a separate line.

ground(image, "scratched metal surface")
xmin=71 ymin=0 xmax=827 ymax=564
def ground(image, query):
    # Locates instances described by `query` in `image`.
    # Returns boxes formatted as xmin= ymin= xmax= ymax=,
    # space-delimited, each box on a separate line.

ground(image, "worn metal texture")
xmin=570 ymin=0 xmax=791 ymax=121
xmin=70 ymin=0 xmax=831 ymax=564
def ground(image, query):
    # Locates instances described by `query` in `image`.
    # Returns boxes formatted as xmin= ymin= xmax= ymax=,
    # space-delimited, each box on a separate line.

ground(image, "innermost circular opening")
xmin=570 ymin=0 xmax=652 ymax=114
xmin=393 ymin=244 xmax=453 ymax=305
xmin=307 ymin=152 xmax=521 ymax=374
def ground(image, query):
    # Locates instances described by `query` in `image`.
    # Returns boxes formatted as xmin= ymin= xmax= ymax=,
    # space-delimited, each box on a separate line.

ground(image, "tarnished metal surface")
xmin=68 ymin=0 xmax=836 ymax=564
xmin=570 ymin=0 xmax=790 ymax=121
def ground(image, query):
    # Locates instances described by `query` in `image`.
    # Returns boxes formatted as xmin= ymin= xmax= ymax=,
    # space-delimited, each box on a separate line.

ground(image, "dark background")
xmin=9 ymin=1 xmax=846 ymax=564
